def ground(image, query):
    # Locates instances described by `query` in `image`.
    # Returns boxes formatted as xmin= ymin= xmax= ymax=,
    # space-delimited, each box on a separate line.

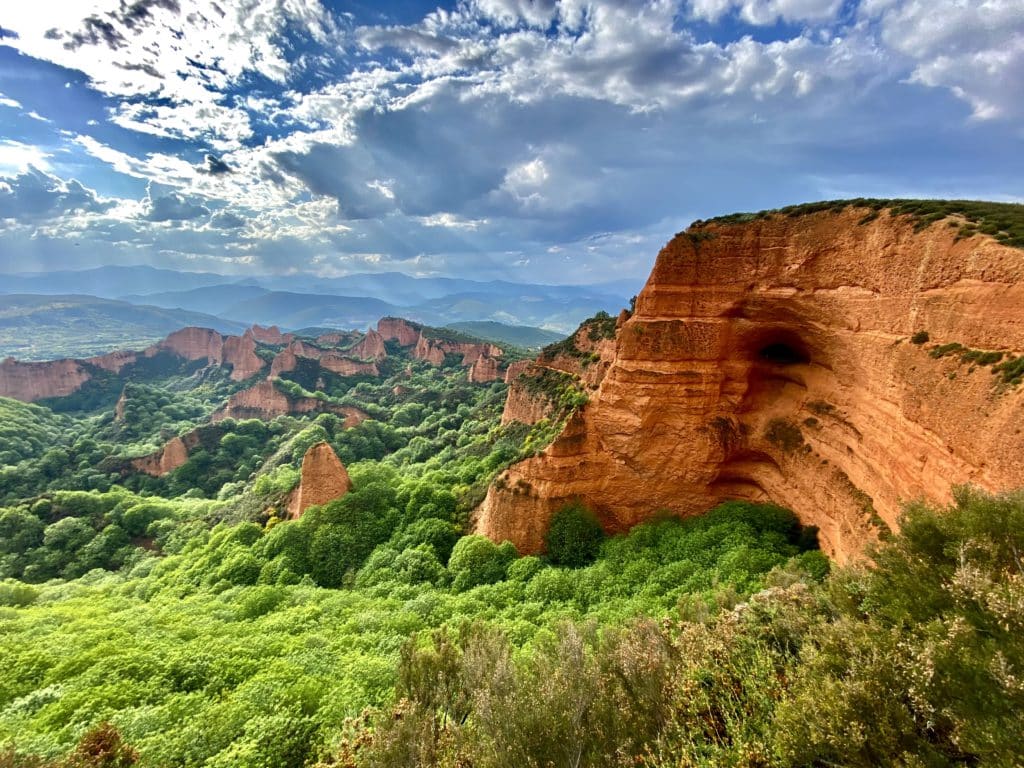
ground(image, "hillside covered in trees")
xmin=0 ymin=318 xmax=1020 ymax=767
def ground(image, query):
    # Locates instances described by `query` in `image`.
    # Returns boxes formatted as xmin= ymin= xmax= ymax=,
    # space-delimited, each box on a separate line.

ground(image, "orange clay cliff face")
xmin=477 ymin=206 xmax=1024 ymax=563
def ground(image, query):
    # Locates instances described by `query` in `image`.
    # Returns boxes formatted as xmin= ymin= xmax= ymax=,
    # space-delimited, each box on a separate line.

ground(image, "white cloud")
xmin=0 ymin=141 xmax=52 ymax=175
xmin=419 ymin=212 xmax=488 ymax=229
xmin=3 ymin=0 xmax=338 ymax=147
xmin=0 ymin=166 xmax=114 ymax=221
xmin=689 ymin=0 xmax=844 ymax=25
xmin=862 ymin=0 xmax=1024 ymax=120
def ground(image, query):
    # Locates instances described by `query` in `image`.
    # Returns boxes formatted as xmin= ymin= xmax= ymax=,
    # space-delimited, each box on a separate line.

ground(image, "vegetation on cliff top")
xmin=691 ymin=198 xmax=1024 ymax=248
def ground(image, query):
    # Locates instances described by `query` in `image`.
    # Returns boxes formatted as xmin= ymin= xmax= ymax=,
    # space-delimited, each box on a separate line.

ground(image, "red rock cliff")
xmin=0 ymin=357 xmax=92 ymax=402
xmin=477 ymin=207 xmax=1024 ymax=562
xmin=377 ymin=317 xmax=422 ymax=346
xmin=250 ymin=325 xmax=292 ymax=345
xmin=149 ymin=327 xmax=224 ymax=363
xmin=223 ymin=329 xmax=264 ymax=381
xmin=213 ymin=380 xmax=368 ymax=425
xmin=348 ymin=328 xmax=387 ymax=361
xmin=288 ymin=441 xmax=352 ymax=518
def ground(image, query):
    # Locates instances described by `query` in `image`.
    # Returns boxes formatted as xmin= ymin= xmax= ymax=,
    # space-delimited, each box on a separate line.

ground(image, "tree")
xmin=545 ymin=503 xmax=604 ymax=567
xmin=448 ymin=535 xmax=517 ymax=592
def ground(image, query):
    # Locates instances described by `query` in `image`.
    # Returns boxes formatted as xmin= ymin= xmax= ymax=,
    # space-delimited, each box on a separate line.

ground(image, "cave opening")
xmin=758 ymin=340 xmax=810 ymax=366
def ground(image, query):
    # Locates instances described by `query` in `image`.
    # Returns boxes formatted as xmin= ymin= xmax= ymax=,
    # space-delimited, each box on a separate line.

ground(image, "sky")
xmin=0 ymin=0 xmax=1021 ymax=285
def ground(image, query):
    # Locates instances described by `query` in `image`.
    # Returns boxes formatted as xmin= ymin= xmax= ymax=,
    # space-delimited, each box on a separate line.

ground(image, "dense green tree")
xmin=545 ymin=503 xmax=605 ymax=567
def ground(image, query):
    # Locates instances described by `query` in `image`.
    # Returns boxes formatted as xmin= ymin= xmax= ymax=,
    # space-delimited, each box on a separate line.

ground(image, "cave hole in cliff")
xmin=758 ymin=339 xmax=810 ymax=367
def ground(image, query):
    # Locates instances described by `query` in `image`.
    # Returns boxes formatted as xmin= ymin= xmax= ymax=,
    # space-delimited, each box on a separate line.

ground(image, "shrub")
xmin=910 ymin=330 xmax=929 ymax=344
xmin=545 ymin=503 xmax=605 ymax=567
xmin=448 ymin=535 xmax=517 ymax=592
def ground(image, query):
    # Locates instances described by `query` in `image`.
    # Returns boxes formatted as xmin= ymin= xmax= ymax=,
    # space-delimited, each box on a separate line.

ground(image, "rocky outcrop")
xmin=500 ymin=318 xmax=618 ymax=426
xmin=348 ymin=329 xmax=387 ymax=361
xmin=414 ymin=332 xmax=503 ymax=367
xmin=477 ymin=206 xmax=1024 ymax=563
xmin=0 ymin=357 xmax=92 ymax=402
xmin=213 ymin=380 xmax=368 ymax=426
xmin=223 ymin=329 xmax=264 ymax=381
xmin=500 ymin=367 xmax=558 ymax=426
xmin=319 ymin=354 xmax=379 ymax=377
xmin=504 ymin=360 xmax=531 ymax=384
xmin=114 ymin=389 xmax=128 ymax=422
xmin=414 ymin=335 xmax=447 ymax=366
xmin=288 ymin=441 xmax=352 ymax=518
xmin=377 ymin=317 xmax=422 ymax=346
xmin=468 ymin=354 xmax=502 ymax=383
xmin=86 ymin=350 xmax=138 ymax=373
xmin=150 ymin=327 xmax=224 ymax=363
xmin=269 ymin=345 xmax=299 ymax=378
xmin=131 ymin=436 xmax=189 ymax=477
xmin=268 ymin=339 xmax=378 ymax=379
xmin=250 ymin=325 xmax=292 ymax=345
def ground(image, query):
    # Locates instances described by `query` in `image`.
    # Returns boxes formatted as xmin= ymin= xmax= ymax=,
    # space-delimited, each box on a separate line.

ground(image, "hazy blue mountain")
xmin=0 ymin=266 xmax=230 ymax=299
xmin=0 ymin=295 xmax=246 ymax=360
xmin=444 ymin=321 xmax=565 ymax=349
xmin=120 ymin=285 xmax=272 ymax=315
xmin=219 ymin=292 xmax=400 ymax=329
xmin=1 ymin=266 xmax=637 ymax=341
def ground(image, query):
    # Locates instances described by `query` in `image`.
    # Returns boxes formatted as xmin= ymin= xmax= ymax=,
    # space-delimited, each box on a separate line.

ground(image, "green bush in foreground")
xmin=346 ymin=488 xmax=1024 ymax=768
xmin=544 ymin=503 xmax=605 ymax=567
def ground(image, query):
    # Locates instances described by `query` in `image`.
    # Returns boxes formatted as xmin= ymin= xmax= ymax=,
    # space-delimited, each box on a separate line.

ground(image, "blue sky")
xmin=0 ymin=0 xmax=1021 ymax=284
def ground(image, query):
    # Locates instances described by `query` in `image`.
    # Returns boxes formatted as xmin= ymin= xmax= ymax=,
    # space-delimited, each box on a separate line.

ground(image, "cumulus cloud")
xmin=862 ymin=0 xmax=1024 ymax=120
xmin=140 ymin=182 xmax=210 ymax=222
xmin=0 ymin=0 xmax=1018 ymax=282
xmin=3 ymin=0 xmax=338 ymax=147
xmin=0 ymin=166 xmax=114 ymax=221
xmin=689 ymin=0 xmax=844 ymax=25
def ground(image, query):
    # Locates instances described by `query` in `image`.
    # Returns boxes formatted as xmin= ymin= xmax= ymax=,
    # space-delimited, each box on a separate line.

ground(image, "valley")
xmin=0 ymin=201 xmax=1022 ymax=767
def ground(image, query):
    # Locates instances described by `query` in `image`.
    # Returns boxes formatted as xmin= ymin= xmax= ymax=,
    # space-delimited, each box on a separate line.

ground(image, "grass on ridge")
xmin=690 ymin=199 xmax=1024 ymax=248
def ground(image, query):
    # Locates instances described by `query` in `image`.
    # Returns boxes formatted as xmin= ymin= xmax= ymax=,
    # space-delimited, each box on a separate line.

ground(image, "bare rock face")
xmin=114 ymin=389 xmax=128 ymax=423
xmin=288 ymin=441 xmax=352 ymax=518
xmin=132 ymin=435 xmax=189 ymax=477
xmin=377 ymin=317 xmax=422 ymax=346
xmin=414 ymin=332 xmax=503 ymax=367
xmin=269 ymin=344 xmax=299 ymax=378
xmin=414 ymin=334 xmax=447 ymax=366
xmin=468 ymin=354 xmax=502 ymax=383
xmin=500 ymin=318 xmax=618 ymax=426
xmin=477 ymin=207 xmax=1024 ymax=563
xmin=250 ymin=325 xmax=292 ymax=345
xmin=500 ymin=366 xmax=557 ymax=426
xmin=0 ymin=357 xmax=92 ymax=402
xmin=268 ymin=339 xmax=378 ymax=379
xmin=319 ymin=354 xmax=379 ymax=377
xmin=504 ymin=360 xmax=531 ymax=384
xmin=348 ymin=329 xmax=387 ymax=361
xmin=86 ymin=350 xmax=138 ymax=373
xmin=150 ymin=327 xmax=224 ymax=363
xmin=223 ymin=329 xmax=264 ymax=381
xmin=214 ymin=380 xmax=368 ymax=426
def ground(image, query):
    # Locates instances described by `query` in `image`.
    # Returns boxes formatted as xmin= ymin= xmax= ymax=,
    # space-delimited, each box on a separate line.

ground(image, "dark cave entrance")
xmin=758 ymin=340 xmax=810 ymax=367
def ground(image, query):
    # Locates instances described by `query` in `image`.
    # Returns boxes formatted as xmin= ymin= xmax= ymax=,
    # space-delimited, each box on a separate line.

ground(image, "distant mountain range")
xmin=444 ymin=321 xmax=565 ymax=349
xmin=0 ymin=294 xmax=246 ymax=360
xmin=0 ymin=265 xmax=639 ymax=359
